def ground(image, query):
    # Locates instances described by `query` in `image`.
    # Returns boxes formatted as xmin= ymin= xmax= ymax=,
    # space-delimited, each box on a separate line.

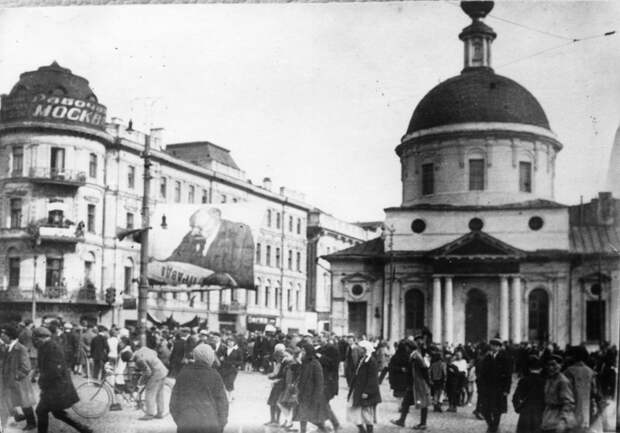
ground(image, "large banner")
xmin=148 ymin=204 xmax=262 ymax=290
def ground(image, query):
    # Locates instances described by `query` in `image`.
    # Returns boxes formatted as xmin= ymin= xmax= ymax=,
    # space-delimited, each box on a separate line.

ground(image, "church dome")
xmin=406 ymin=68 xmax=550 ymax=135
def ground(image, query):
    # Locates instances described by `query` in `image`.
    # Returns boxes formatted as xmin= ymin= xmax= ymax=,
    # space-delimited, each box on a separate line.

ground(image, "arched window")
xmin=405 ymin=289 xmax=424 ymax=335
xmin=7 ymin=248 xmax=20 ymax=288
xmin=528 ymin=288 xmax=549 ymax=343
xmin=265 ymin=280 xmax=271 ymax=308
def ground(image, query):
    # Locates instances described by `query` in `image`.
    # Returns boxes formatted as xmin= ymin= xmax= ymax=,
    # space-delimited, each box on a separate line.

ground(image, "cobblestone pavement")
xmin=4 ymin=371 xmax=526 ymax=433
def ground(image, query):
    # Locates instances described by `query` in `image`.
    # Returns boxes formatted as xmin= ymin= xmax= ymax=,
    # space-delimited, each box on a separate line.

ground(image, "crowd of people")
xmin=0 ymin=317 xmax=618 ymax=433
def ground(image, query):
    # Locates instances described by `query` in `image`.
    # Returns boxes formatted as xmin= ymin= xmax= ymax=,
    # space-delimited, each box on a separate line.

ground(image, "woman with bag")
xmin=347 ymin=340 xmax=381 ymax=433
xmin=169 ymin=344 xmax=229 ymax=433
xmin=278 ymin=347 xmax=302 ymax=431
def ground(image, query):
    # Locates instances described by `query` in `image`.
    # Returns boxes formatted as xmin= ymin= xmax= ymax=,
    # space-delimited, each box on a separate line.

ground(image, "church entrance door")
xmin=348 ymin=302 xmax=367 ymax=338
xmin=465 ymin=289 xmax=487 ymax=344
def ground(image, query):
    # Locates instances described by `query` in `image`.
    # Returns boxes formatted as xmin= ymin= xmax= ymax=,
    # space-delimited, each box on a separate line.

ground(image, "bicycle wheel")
xmin=138 ymin=380 xmax=173 ymax=416
xmin=73 ymin=381 xmax=112 ymax=419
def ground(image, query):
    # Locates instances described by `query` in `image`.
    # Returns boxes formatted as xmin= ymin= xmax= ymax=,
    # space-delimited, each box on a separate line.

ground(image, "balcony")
xmin=219 ymin=300 xmax=246 ymax=314
xmin=0 ymin=286 xmax=106 ymax=305
xmin=38 ymin=224 xmax=84 ymax=244
xmin=12 ymin=167 xmax=87 ymax=188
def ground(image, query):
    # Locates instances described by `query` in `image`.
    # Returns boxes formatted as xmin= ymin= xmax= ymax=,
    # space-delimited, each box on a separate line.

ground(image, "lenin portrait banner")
xmin=148 ymin=204 xmax=262 ymax=290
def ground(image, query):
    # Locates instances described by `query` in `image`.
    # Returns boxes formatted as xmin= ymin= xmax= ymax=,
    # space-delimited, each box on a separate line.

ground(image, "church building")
xmin=325 ymin=1 xmax=620 ymax=348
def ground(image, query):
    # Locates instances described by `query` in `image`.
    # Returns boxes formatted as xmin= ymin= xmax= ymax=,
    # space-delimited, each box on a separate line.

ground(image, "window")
xmin=201 ymin=189 xmax=208 ymax=204
xmin=296 ymin=289 xmax=301 ymax=311
xmin=469 ymin=159 xmax=485 ymax=191
xmin=48 ymin=210 xmax=63 ymax=226
xmin=288 ymin=216 xmax=293 ymax=232
xmin=267 ymin=210 xmax=272 ymax=227
xmin=276 ymin=213 xmax=281 ymax=229
xmin=188 ymin=185 xmax=195 ymax=203
xmin=255 ymin=243 xmax=262 ymax=264
xmin=586 ymin=300 xmax=605 ymax=342
xmin=50 ymin=147 xmax=65 ymax=174
xmin=266 ymin=245 xmax=272 ymax=266
xmin=174 ymin=181 xmax=181 ymax=203
xmin=160 ymin=177 xmax=167 ymax=199
xmin=519 ymin=161 xmax=532 ymax=193
xmin=126 ymin=212 xmax=134 ymax=229
xmin=45 ymin=257 xmax=63 ymax=289
xmin=296 ymin=218 xmax=302 ymax=235
xmin=9 ymin=198 xmax=22 ymax=228
xmin=296 ymin=252 xmax=301 ymax=272
xmin=124 ymin=267 xmax=133 ymax=295
xmin=275 ymin=286 xmax=280 ymax=309
xmin=287 ymin=286 xmax=293 ymax=310
xmin=87 ymin=204 xmax=96 ymax=233
xmin=275 ymin=248 xmax=281 ymax=267
xmin=89 ymin=153 xmax=97 ymax=178
xmin=422 ymin=163 xmax=434 ymax=195
xmin=12 ymin=146 xmax=23 ymax=175
xmin=8 ymin=257 xmax=20 ymax=288
xmin=265 ymin=285 xmax=270 ymax=307
xmin=84 ymin=260 xmax=93 ymax=280
xmin=287 ymin=250 xmax=293 ymax=270
xmin=127 ymin=165 xmax=135 ymax=189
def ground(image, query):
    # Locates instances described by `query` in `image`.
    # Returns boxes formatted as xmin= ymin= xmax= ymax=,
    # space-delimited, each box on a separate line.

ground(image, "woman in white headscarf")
xmin=347 ymin=340 xmax=382 ymax=433
xmin=169 ymin=344 xmax=229 ymax=433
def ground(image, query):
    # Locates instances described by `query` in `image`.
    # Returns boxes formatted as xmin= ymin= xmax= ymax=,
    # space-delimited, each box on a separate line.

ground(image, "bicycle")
xmin=72 ymin=364 xmax=173 ymax=419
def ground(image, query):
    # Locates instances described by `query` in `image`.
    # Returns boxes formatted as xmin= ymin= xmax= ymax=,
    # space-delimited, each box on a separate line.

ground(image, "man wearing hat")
xmin=476 ymin=338 xmax=512 ymax=433
xmin=541 ymin=355 xmax=575 ymax=433
xmin=169 ymin=327 xmax=191 ymax=377
xmin=33 ymin=327 xmax=93 ymax=433
xmin=59 ymin=322 xmax=79 ymax=372
xmin=512 ymin=355 xmax=546 ymax=433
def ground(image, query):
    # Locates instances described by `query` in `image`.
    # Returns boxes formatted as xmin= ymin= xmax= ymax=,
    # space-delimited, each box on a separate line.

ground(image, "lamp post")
xmin=386 ymin=225 xmax=395 ymax=341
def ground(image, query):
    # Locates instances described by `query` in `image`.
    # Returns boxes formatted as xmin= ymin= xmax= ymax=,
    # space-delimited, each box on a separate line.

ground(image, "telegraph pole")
xmin=386 ymin=225 xmax=395 ymax=341
xmin=138 ymin=131 xmax=152 ymax=347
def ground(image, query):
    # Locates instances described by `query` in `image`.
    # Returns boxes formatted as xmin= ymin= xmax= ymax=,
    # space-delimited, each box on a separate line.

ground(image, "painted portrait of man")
xmin=167 ymin=207 xmax=255 ymax=289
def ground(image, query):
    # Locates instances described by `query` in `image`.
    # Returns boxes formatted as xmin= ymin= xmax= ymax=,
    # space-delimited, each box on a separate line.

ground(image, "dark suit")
xmin=168 ymin=219 xmax=254 ymax=289
xmin=477 ymin=350 xmax=512 ymax=433
xmin=169 ymin=337 xmax=188 ymax=378
xmin=36 ymin=339 xmax=89 ymax=433
xmin=90 ymin=334 xmax=109 ymax=380
xmin=218 ymin=347 xmax=243 ymax=391
xmin=318 ymin=343 xmax=341 ymax=429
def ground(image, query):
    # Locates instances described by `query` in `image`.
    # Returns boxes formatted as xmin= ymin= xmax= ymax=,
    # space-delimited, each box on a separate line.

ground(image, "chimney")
xmin=262 ymin=177 xmax=272 ymax=191
xmin=280 ymin=186 xmax=286 ymax=196
xmin=150 ymin=128 xmax=165 ymax=151
xmin=597 ymin=191 xmax=614 ymax=226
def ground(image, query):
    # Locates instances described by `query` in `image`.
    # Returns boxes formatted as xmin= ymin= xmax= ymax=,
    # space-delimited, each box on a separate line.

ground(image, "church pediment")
xmin=429 ymin=231 xmax=525 ymax=259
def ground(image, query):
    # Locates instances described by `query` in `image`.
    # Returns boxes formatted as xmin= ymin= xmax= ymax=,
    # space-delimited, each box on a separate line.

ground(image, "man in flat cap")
xmin=33 ymin=327 xmax=93 ymax=433
xmin=476 ymin=338 xmax=512 ymax=433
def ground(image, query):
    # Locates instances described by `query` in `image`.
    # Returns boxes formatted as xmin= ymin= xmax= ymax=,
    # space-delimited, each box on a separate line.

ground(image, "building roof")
xmin=405 ymin=68 xmax=550 ymax=136
xmin=323 ymin=237 xmax=385 ymax=260
xmin=8 ymin=61 xmax=98 ymax=101
xmin=569 ymin=226 xmax=620 ymax=255
xmin=166 ymin=141 xmax=240 ymax=170
xmin=386 ymin=199 xmax=566 ymax=213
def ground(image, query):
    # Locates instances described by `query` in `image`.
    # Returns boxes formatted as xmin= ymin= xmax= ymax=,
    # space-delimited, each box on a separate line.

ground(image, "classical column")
xmin=444 ymin=276 xmax=454 ymax=343
xmin=511 ymin=276 xmax=522 ymax=343
xmin=432 ymin=276 xmax=442 ymax=343
xmin=500 ymin=275 xmax=509 ymax=341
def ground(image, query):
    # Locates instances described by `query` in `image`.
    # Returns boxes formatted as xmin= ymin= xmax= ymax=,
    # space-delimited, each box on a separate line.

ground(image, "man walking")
xmin=317 ymin=333 xmax=341 ymax=431
xmin=33 ymin=327 xmax=93 ymax=433
xmin=1 ymin=326 xmax=37 ymax=430
xmin=477 ymin=338 xmax=512 ymax=433
xmin=90 ymin=326 xmax=109 ymax=381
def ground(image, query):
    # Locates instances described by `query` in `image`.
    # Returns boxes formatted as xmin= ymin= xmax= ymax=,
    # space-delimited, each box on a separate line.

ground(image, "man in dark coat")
xmin=167 ymin=207 xmax=255 ymax=289
xmin=217 ymin=337 xmax=243 ymax=395
xmin=512 ymin=356 xmax=546 ymax=433
xmin=33 ymin=327 xmax=92 ymax=433
xmin=59 ymin=323 xmax=79 ymax=371
xmin=344 ymin=336 xmax=363 ymax=387
xmin=169 ymin=328 xmax=191 ymax=377
xmin=477 ymin=338 xmax=512 ymax=433
xmin=1 ymin=325 xmax=37 ymax=429
xmin=317 ymin=334 xmax=341 ymax=430
xmin=90 ymin=326 xmax=109 ymax=380
xmin=298 ymin=344 xmax=328 ymax=433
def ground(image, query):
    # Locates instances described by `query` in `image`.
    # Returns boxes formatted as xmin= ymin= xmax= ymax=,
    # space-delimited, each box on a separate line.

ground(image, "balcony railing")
xmin=0 ymin=286 xmax=103 ymax=304
xmin=38 ymin=225 xmax=84 ymax=244
xmin=219 ymin=300 xmax=246 ymax=313
xmin=17 ymin=167 xmax=87 ymax=187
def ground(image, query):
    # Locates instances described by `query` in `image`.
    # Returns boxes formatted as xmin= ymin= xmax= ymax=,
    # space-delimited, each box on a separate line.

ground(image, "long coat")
xmin=541 ymin=372 xmax=576 ymax=431
xmin=564 ymin=362 xmax=596 ymax=429
xmin=59 ymin=331 xmax=79 ymax=367
xmin=38 ymin=339 xmax=79 ymax=411
xmin=347 ymin=356 xmax=381 ymax=407
xmin=297 ymin=356 xmax=328 ymax=424
xmin=318 ymin=343 xmax=340 ymax=401
xmin=2 ymin=342 xmax=37 ymax=408
xmin=388 ymin=346 xmax=411 ymax=397
xmin=410 ymin=351 xmax=432 ymax=409
xmin=477 ymin=351 xmax=512 ymax=414
xmin=170 ymin=363 xmax=229 ymax=433
xmin=218 ymin=347 xmax=243 ymax=391
xmin=90 ymin=334 xmax=109 ymax=362
xmin=512 ymin=372 xmax=546 ymax=433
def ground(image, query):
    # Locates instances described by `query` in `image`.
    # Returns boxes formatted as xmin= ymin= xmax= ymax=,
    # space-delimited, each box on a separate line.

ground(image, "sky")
xmin=0 ymin=1 xmax=619 ymax=221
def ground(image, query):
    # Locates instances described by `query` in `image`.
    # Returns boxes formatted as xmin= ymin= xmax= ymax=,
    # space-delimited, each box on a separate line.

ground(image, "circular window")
xmin=590 ymin=283 xmax=602 ymax=296
xmin=351 ymin=284 xmax=364 ymax=297
xmin=529 ymin=216 xmax=544 ymax=231
xmin=411 ymin=219 xmax=426 ymax=234
xmin=468 ymin=218 xmax=484 ymax=231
